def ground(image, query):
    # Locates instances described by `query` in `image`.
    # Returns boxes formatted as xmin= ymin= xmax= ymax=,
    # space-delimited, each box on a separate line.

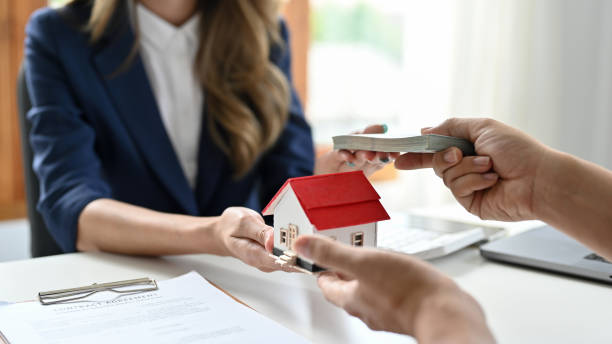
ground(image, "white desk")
xmin=1 ymin=242 xmax=611 ymax=343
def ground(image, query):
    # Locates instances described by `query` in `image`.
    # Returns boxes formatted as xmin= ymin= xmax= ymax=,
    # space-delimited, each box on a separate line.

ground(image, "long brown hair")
xmin=83 ymin=0 xmax=290 ymax=177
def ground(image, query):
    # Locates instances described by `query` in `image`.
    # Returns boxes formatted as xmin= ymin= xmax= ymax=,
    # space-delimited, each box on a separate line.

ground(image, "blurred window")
xmin=308 ymin=0 xmax=457 ymax=209
xmin=309 ymin=0 xmax=405 ymax=143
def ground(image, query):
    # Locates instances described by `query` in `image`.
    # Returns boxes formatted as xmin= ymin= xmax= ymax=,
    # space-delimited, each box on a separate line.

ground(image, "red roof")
xmin=262 ymin=171 xmax=390 ymax=230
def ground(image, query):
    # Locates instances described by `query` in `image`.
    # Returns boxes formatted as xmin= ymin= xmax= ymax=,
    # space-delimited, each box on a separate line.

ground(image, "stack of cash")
xmin=333 ymin=134 xmax=475 ymax=155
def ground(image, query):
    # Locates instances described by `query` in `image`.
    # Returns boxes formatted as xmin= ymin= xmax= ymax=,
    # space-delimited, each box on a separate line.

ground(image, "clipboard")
xmin=37 ymin=277 xmax=159 ymax=305
xmin=35 ymin=276 xmax=249 ymax=307
xmin=0 ymin=274 xmax=252 ymax=344
xmin=0 ymin=278 xmax=159 ymax=343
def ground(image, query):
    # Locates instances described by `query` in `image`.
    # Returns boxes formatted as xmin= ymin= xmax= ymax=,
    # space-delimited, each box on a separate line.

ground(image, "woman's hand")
xmin=395 ymin=118 xmax=550 ymax=222
xmin=212 ymin=207 xmax=280 ymax=272
xmin=293 ymin=235 xmax=495 ymax=343
xmin=314 ymin=124 xmax=400 ymax=177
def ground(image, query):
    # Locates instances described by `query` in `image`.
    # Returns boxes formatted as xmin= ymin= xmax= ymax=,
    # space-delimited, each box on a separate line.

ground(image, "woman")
xmin=24 ymin=0 xmax=391 ymax=271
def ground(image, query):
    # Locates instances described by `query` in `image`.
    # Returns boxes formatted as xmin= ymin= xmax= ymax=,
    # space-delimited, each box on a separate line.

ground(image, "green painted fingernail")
xmin=382 ymin=124 xmax=388 ymax=133
xmin=380 ymin=157 xmax=389 ymax=163
xmin=347 ymin=162 xmax=355 ymax=167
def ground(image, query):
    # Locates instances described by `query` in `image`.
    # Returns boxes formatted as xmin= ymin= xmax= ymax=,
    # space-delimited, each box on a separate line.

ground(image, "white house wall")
xmin=317 ymin=223 xmax=377 ymax=247
xmin=273 ymin=187 xmax=314 ymax=252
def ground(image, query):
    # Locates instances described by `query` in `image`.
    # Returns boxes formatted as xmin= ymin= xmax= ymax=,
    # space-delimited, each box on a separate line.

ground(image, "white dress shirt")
xmin=132 ymin=2 xmax=203 ymax=189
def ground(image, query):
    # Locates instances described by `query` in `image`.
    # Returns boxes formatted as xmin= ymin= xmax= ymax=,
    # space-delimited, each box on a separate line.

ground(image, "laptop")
xmin=480 ymin=225 xmax=612 ymax=284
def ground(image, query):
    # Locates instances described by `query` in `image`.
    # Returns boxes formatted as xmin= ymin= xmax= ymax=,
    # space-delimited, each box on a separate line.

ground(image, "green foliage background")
xmin=311 ymin=1 xmax=404 ymax=63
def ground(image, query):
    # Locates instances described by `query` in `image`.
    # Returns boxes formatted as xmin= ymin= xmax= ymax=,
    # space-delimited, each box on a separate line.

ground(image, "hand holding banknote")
xmin=394 ymin=118 xmax=547 ymax=222
xmin=315 ymin=124 xmax=400 ymax=176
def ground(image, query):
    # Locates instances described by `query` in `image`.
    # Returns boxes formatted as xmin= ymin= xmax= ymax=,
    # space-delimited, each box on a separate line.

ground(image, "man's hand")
xmin=293 ymin=235 xmax=495 ymax=343
xmin=394 ymin=118 xmax=551 ymax=221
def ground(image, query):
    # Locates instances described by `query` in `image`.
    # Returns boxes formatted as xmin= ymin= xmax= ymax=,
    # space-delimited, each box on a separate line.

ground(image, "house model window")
xmin=352 ymin=232 xmax=364 ymax=247
xmin=279 ymin=225 xmax=299 ymax=247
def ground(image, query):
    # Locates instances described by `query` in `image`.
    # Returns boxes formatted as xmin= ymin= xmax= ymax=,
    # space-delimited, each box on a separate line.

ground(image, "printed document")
xmin=0 ymin=271 xmax=308 ymax=344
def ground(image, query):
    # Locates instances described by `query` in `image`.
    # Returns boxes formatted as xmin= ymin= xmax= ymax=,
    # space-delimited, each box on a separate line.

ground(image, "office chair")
xmin=17 ymin=65 xmax=64 ymax=257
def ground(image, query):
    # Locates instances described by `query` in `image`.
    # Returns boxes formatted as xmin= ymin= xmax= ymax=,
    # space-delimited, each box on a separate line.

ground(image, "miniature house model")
xmin=262 ymin=171 xmax=390 ymax=272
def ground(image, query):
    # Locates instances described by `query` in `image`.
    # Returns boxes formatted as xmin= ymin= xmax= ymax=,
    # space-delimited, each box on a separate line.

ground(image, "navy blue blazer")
xmin=24 ymin=4 xmax=315 ymax=252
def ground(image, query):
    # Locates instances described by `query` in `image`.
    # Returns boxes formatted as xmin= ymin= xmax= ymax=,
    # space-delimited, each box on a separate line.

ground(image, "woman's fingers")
xmin=352 ymin=124 xmax=388 ymax=135
xmin=265 ymin=229 xmax=274 ymax=252
xmin=338 ymin=150 xmax=355 ymax=163
xmin=334 ymin=124 xmax=393 ymax=172
xmin=339 ymin=151 xmax=389 ymax=174
xmin=355 ymin=150 xmax=377 ymax=167
xmin=363 ymin=124 xmax=387 ymax=134
xmin=336 ymin=150 xmax=388 ymax=168
xmin=341 ymin=124 xmax=391 ymax=169
xmin=376 ymin=151 xmax=391 ymax=164
xmin=233 ymin=218 xmax=273 ymax=248
xmin=230 ymin=237 xmax=278 ymax=272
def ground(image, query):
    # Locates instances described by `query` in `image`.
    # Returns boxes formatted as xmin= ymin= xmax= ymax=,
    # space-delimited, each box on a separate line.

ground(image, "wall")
xmin=0 ymin=0 xmax=46 ymax=220
xmin=318 ymin=223 xmax=377 ymax=247
xmin=450 ymin=0 xmax=612 ymax=169
xmin=273 ymin=187 xmax=314 ymax=251
xmin=281 ymin=0 xmax=310 ymax=109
